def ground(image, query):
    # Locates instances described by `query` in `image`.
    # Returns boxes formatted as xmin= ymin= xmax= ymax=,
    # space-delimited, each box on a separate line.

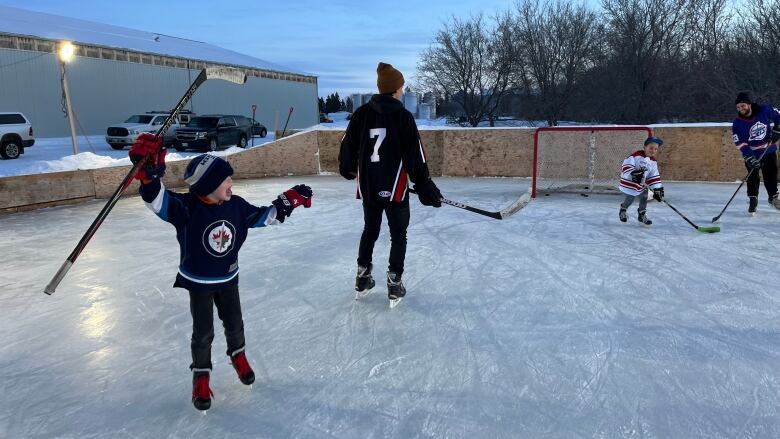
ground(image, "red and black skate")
xmin=231 ymin=351 xmax=255 ymax=385
xmin=192 ymin=372 xmax=213 ymax=411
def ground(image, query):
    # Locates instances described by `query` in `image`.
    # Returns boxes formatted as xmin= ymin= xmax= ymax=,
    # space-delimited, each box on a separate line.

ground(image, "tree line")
xmin=319 ymin=93 xmax=353 ymax=114
xmin=417 ymin=0 xmax=780 ymax=126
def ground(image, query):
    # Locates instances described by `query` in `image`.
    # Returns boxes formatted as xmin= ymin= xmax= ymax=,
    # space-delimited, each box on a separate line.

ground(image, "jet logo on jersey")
xmin=378 ymin=191 xmax=391 ymax=198
xmin=749 ymin=122 xmax=768 ymax=142
xmin=202 ymin=220 xmax=236 ymax=257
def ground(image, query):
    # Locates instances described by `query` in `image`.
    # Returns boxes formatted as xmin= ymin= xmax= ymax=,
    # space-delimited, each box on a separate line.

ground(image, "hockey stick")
xmin=409 ymin=188 xmax=531 ymax=220
xmin=712 ymin=114 xmax=776 ymax=223
xmin=647 ymin=188 xmax=720 ymax=233
xmin=711 ymin=146 xmax=773 ymax=223
xmin=44 ymin=67 xmax=247 ymax=295
xmin=280 ymin=106 xmax=294 ymax=138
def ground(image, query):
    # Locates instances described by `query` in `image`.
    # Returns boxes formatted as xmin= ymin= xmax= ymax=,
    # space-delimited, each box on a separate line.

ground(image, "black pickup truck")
xmin=172 ymin=115 xmax=251 ymax=151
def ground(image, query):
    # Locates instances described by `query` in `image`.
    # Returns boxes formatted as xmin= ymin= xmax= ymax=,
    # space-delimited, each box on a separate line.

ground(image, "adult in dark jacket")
xmin=339 ymin=62 xmax=442 ymax=305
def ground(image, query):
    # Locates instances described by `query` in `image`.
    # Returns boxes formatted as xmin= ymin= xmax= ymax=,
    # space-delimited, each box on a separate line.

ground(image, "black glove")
xmin=630 ymin=169 xmax=644 ymax=184
xmin=413 ymin=179 xmax=442 ymax=207
xmin=652 ymin=187 xmax=664 ymax=202
xmin=745 ymin=155 xmax=762 ymax=169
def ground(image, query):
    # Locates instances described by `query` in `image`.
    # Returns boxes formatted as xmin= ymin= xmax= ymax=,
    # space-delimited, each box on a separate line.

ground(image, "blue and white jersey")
xmin=139 ymin=179 xmax=280 ymax=292
xmin=732 ymin=103 xmax=780 ymax=158
xmin=619 ymin=150 xmax=662 ymax=197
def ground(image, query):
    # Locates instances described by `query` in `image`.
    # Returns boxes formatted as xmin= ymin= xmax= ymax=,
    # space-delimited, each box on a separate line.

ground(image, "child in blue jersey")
xmin=732 ymin=92 xmax=780 ymax=215
xmin=618 ymin=137 xmax=665 ymax=226
xmin=129 ymin=133 xmax=312 ymax=411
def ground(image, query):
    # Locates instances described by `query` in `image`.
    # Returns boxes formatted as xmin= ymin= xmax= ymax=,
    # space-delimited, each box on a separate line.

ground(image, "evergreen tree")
xmin=318 ymin=97 xmax=325 ymax=113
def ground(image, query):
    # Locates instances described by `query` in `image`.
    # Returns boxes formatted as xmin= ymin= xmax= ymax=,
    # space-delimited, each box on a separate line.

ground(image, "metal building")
xmin=0 ymin=5 xmax=318 ymax=138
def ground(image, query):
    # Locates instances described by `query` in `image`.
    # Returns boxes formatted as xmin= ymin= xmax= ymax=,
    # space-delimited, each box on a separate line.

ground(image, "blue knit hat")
xmin=644 ymin=136 xmax=663 ymax=147
xmin=183 ymin=154 xmax=234 ymax=196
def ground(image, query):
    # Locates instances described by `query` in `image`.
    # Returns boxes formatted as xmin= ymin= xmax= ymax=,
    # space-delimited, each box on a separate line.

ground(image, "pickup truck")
xmin=105 ymin=111 xmax=193 ymax=150
xmin=173 ymin=115 xmax=251 ymax=151
xmin=0 ymin=112 xmax=35 ymax=159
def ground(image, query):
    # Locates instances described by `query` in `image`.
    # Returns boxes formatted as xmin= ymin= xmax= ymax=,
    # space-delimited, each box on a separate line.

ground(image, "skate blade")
xmin=389 ymin=297 xmax=403 ymax=309
xmin=355 ymin=288 xmax=373 ymax=300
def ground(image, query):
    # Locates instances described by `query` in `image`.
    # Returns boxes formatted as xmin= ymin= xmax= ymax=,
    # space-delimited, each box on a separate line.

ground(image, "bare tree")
xmin=511 ymin=0 xmax=600 ymax=126
xmin=599 ymin=0 xmax=692 ymax=122
xmin=417 ymin=14 xmax=516 ymax=127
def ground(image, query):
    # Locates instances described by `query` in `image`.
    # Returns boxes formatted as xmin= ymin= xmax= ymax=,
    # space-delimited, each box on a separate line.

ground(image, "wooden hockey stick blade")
xmin=205 ymin=67 xmax=247 ymax=84
xmin=499 ymin=190 xmax=532 ymax=219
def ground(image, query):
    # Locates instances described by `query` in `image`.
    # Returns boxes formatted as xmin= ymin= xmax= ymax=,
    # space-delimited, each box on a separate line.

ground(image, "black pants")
xmin=189 ymin=284 xmax=245 ymax=371
xmin=745 ymin=152 xmax=778 ymax=199
xmin=358 ymin=199 xmax=410 ymax=275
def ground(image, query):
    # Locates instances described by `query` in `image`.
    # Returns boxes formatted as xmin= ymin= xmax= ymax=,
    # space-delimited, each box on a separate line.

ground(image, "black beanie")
xmin=735 ymin=92 xmax=752 ymax=105
xmin=183 ymin=154 xmax=234 ymax=196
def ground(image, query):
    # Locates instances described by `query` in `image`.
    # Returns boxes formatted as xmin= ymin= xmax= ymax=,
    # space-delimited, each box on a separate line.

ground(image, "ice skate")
xmin=637 ymin=210 xmax=652 ymax=226
xmin=619 ymin=207 xmax=627 ymax=223
xmin=230 ymin=350 xmax=255 ymax=386
xmin=387 ymin=271 xmax=406 ymax=308
xmin=768 ymin=194 xmax=780 ymax=211
xmin=192 ymin=372 xmax=213 ymax=411
xmin=355 ymin=264 xmax=375 ymax=299
xmin=749 ymin=196 xmax=758 ymax=216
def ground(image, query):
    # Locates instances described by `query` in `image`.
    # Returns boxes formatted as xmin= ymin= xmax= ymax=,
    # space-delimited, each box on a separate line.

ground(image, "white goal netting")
xmin=532 ymin=126 xmax=653 ymax=198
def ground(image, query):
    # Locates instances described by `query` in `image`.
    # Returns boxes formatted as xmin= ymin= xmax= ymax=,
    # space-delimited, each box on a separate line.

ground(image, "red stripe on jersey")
xmin=393 ymin=169 xmax=408 ymax=202
xmin=620 ymin=179 xmax=642 ymax=191
xmin=646 ymin=176 xmax=662 ymax=185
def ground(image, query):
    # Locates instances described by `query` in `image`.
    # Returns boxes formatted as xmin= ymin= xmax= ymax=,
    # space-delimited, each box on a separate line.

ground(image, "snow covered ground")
xmin=2 ymin=176 xmax=779 ymax=438
xmin=0 ymin=133 xmax=275 ymax=178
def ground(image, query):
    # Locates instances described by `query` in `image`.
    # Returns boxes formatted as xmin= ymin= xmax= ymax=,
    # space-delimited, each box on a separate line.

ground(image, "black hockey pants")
xmin=357 ymin=198 xmax=410 ymax=276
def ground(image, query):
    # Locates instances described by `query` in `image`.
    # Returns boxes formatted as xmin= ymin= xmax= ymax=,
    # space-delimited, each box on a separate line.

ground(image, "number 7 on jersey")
xmin=369 ymin=128 xmax=386 ymax=162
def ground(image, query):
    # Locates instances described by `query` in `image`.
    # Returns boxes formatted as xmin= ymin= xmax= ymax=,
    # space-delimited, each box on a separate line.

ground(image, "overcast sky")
xmin=0 ymin=0 xmax=514 ymax=97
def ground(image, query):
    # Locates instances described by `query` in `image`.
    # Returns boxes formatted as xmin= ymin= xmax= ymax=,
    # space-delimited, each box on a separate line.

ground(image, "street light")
xmin=58 ymin=41 xmax=79 ymax=154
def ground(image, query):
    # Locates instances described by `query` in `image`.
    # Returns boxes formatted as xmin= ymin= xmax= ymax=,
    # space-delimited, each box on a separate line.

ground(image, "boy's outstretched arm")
xmin=248 ymin=184 xmax=313 ymax=226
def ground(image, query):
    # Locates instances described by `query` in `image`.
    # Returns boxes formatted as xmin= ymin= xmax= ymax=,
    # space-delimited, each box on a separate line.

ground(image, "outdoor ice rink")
xmin=2 ymin=175 xmax=779 ymax=438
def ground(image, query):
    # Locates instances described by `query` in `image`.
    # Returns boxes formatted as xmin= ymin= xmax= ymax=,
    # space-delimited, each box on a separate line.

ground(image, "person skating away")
xmin=732 ymin=91 xmax=780 ymax=215
xmin=618 ymin=137 xmax=665 ymax=226
xmin=128 ymin=134 xmax=312 ymax=411
xmin=338 ymin=62 xmax=442 ymax=307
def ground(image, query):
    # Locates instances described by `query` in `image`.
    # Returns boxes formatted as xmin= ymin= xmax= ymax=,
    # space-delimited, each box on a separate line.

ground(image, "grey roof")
xmin=0 ymin=5 xmax=311 ymax=76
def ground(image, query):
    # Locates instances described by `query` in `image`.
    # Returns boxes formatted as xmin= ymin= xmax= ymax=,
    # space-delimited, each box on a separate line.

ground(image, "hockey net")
xmin=531 ymin=126 xmax=653 ymax=198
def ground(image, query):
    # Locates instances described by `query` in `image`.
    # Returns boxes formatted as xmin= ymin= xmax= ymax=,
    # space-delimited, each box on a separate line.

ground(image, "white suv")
xmin=0 ymin=112 xmax=35 ymax=160
xmin=105 ymin=111 xmax=192 ymax=150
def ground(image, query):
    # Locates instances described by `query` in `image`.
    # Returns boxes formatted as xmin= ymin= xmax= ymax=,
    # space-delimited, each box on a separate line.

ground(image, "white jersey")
xmin=619 ymin=150 xmax=662 ymax=196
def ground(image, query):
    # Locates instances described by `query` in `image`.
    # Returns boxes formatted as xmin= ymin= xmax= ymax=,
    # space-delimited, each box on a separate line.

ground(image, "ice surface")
xmin=1 ymin=176 xmax=779 ymax=438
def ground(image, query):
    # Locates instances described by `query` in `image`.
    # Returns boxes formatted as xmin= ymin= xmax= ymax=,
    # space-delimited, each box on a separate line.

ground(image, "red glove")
xmin=272 ymin=184 xmax=313 ymax=220
xmin=129 ymin=134 xmax=166 ymax=182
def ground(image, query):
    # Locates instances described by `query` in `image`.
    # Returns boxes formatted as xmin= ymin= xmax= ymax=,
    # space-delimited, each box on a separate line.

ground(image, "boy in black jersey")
xmin=338 ymin=62 xmax=442 ymax=304
xmin=129 ymin=135 xmax=312 ymax=410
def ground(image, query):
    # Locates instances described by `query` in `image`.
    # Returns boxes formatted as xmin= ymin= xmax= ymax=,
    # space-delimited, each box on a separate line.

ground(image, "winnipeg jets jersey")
xmin=139 ymin=179 xmax=280 ymax=292
xmin=619 ymin=150 xmax=662 ymax=196
xmin=732 ymin=103 xmax=780 ymax=158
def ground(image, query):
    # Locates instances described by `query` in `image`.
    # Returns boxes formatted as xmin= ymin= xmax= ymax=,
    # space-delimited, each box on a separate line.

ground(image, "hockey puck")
xmin=581 ymin=193 xmax=589 ymax=197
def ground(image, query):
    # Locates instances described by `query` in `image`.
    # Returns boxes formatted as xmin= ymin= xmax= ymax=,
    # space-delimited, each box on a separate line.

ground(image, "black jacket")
xmin=339 ymin=94 xmax=431 ymax=204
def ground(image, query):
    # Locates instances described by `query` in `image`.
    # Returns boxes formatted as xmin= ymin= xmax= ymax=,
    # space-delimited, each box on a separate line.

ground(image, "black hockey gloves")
xmin=652 ymin=187 xmax=664 ymax=202
xmin=414 ymin=179 xmax=442 ymax=207
xmin=744 ymin=155 xmax=761 ymax=169
xmin=630 ymin=169 xmax=644 ymax=184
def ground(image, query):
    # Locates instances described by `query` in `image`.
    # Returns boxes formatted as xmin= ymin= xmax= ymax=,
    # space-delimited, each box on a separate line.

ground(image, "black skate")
xmin=192 ymin=372 xmax=213 ymax=411
xmin=768 ymin=195 xmax=780 ymax=211
xmin=355 ymin=264 xmax=375 ymax=299
xmin=619 ymin=207 xmax=627 ymax=223
xmin=387 ymin=271 xmax=406 ymax=308
xmin=637 ymin=210 xmax=652 ymax=226
xmin=749 ymin=196 xmax=758 ymax=216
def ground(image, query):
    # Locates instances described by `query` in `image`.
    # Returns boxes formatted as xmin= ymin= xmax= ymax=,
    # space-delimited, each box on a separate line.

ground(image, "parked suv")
xmin=173 ymin=115 xmax=251 ymax=151
xmin=105 ymin=110 xmax=193 ymax=150
xmin=0 ymin=112 xmax=35 ymax=160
